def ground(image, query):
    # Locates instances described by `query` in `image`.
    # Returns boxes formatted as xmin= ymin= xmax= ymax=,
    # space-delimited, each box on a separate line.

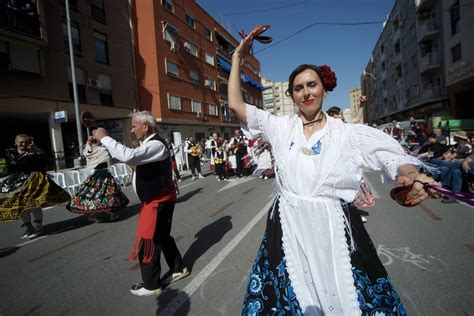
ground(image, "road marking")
xmin=419 ymin=204 xmax=442 ymax=221
xmin=28 ymin=230 xmax=105 ymax=263
xmin=243 ymin=186 xmax=256 ymax=195
xmin=15 ymin=235 xmax=48 ymax=247
xmin=160 ymin=199 xmax=272 ymax=315
xmin=209 ymin=202 xmax=234 ymax=218
xmin=465 ymin=244 xmax=474 ymax=254
xmin=218 ymin=177 xmax=255 ymax=193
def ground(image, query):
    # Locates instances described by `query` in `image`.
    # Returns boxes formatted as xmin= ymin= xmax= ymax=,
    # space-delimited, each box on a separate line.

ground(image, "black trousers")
xmin=188 ymin=155 xmax=201 ymax=175
xmin=138 ymin=200 xmax=183 ymax=290
xmin=235 ymin=154 xmax=246 ymax=177
xmin=215 ymin=163 xmax=226 ymax=180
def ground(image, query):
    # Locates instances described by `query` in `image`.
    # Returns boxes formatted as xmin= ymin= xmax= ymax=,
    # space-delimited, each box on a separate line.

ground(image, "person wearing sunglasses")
xmin=230 ymin=31 xmax=438 ymax=315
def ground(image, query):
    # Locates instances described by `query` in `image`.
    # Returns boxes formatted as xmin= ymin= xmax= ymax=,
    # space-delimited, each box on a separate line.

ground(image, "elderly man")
xmin=93 ymin=111 xmax=188 ymax=296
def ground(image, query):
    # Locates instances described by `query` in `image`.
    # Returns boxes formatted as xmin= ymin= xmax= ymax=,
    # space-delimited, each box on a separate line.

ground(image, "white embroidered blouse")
xmin=241 ymin=104 xmax=422 ymax=315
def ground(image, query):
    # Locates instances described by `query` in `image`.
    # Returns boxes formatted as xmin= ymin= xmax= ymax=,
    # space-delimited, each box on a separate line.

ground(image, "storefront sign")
xmin=447 ymin=59 xmax=474 ymax=84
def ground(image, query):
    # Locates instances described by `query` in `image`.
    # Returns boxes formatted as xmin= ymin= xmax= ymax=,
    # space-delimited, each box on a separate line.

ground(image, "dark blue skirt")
xmin=242 ymin=201 xmax=407 ymax=315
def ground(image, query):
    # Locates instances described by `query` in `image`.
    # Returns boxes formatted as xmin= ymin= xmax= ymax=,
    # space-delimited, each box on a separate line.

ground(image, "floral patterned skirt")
xmin=242 ymin=201 xmax=407 ymax=315
xmin=66 ymin=169 xmax=129 ymax=214
xmin=0 ymin=172 xmax=70 ymax=223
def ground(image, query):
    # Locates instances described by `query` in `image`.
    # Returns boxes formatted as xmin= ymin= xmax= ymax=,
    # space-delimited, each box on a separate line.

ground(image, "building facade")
xmin=442 ymin=0 xmax=474 ymax=119
xmin=348 ymin=87 xmax=362 ymax=123
xmin=0 ymin=0 xmax=137 ymax=168
xmin=131 ymin=0 xmax=264 ymax=142
xmin=261 ymin=77 xmax=296 ymax=116
xmin=361 ymin=0 xmax=469 ymax=124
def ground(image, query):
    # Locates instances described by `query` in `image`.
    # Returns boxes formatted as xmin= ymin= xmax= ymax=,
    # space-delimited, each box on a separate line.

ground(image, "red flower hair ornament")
xmin=317 ymin=65 xmax=337 ymax=92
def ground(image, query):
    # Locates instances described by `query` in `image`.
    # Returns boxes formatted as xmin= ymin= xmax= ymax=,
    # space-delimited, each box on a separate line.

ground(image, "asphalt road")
xmin=0 ymin=168 xmax=473 ymax=315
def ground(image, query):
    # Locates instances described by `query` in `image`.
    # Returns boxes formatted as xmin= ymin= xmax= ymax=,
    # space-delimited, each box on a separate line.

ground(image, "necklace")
xmin=302 ymin=113 xmax=325 ymax=126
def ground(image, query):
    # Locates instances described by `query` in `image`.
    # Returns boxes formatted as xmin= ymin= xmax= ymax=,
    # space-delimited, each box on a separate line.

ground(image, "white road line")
xmin=15 ymin=235 xmax=48 ymax=247
xmin=160 ymin=199 xmax=272 ymax=315
xmin=218 ymin=176 xmax=255 ymax=193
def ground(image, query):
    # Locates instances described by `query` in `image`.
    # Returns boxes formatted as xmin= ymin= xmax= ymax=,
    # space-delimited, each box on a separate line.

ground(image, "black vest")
xmin=135 ymin=134 xmax=173 ymax=202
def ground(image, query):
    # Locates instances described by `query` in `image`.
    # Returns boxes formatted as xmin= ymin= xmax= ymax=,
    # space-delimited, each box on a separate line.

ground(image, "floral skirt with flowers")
xmin=66 ymin=168 xmax=129 ymax=214
xmin=0 ymin=171 xmax=70 ymax=223
xmin=242 ymin=201 xmax=406 ymax=315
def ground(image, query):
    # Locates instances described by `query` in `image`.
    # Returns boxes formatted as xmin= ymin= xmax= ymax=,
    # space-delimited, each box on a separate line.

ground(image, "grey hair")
xmin=129 ymin=111 xmax=159 ymax=132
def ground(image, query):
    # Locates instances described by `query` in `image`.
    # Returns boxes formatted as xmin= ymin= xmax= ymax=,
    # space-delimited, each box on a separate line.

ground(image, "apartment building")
xmin=261 ymin=77 xmax=296 ymax=116
xmin=131 ymin=0 xmax=264 ymax=141
xmin=0 ymin=0 xmax=137 ymax=168
xmin=442 ymin=0 xmax=474 ymax=119
xmin=348 ymin=87 xmax=362 ymax=123
xmin=362 ymin=0 xmax=456 ymax=124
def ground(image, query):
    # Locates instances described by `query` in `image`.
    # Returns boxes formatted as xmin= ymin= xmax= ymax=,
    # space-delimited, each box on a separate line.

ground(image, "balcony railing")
xmin=418 ymin=19 xmax=439 ymax=41
xmin=0 ymin=6 xmax=41 ymax=38
xmin=419 ymin=52 xmax=440 ymax=73
xmin=420 ymin=86 xmax=441 ymax=101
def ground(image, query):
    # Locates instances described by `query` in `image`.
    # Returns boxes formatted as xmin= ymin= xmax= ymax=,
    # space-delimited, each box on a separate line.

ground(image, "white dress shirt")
xmin=100 ymin=133 xmax=168 ymax=193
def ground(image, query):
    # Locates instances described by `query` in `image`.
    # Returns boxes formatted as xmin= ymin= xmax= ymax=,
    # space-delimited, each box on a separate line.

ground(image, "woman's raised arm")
xmin=228 ymin=39 xmax=253 ymax=126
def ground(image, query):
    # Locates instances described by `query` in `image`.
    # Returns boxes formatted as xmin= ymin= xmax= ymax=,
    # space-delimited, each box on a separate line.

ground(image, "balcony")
xmin=0 ymin=6 xmax=41 ymax=38
xmin=419 ymin=52 xmax=440 ymax=74
xmin=417 ymin=19 xmax=439 ymax=42
xmin=420 ymin=85 xmax=441 ymax=101
xmin=415 ymin=0 xmax=436 ymax=12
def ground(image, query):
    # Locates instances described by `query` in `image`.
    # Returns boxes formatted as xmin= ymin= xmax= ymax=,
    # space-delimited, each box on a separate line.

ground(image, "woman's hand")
xmin=233 ymin=37 xmax=253 ymax=59
xmin=398 ymin=173 xmax=441 ymax=205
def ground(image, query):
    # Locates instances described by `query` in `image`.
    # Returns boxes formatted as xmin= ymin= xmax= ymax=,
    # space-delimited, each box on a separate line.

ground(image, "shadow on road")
xmin=0 ymin=246 xmax=20 ymax=259
xmin=177 ymin=187 xmax=204 ymax=203
xmin=183 ymin=215 xmax=233 ymax=272
xmin=155 ymin=288 xmax=191 ymax=315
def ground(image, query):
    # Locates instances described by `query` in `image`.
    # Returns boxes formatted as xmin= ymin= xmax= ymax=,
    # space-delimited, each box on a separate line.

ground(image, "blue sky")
xmin=197 ymin=0 xmax=395 ymax=110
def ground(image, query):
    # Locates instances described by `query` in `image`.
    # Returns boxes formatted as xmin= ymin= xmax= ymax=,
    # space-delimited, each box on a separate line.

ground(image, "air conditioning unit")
xmin=87 ymin=78 xmax=102 ymax=89
xmin=170 ymin=42 xmax=178 ymax=52
xmin=196 ymin=112 xmax=203 ymax=118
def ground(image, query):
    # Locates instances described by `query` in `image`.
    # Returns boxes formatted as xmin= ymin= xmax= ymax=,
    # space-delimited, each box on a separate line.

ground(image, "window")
xmin=67 ymin=65 xmax=86 ymax=102
xmin=168 ymin=94 xmax=181 ymax=110
xmin=166 ymin=59 xmax=178 ymax=76
xmin=8 ymin=43 xmax=40 ymax=74
xmin=380 ymin=44 xmax=384 ymax=54
xmin=163 ymin=23 xmax=178 ymax=45
xmin=184 ymin=41 xmax=198 ymax=57
xmin=189 ymin=70 xmax=199 ymax=84
xmin=205 ymin=78 xmax=216 ymax=90
xmin=162 ymin=0 xmax=173 ymax=11
xmin=192 ymin=100 xmax=202 ymax=113
xmin=62 ymin=21 xmax=81 ymax=52
xmin=185 ymin=13 xmax=195 ymax=28
xmin=94 ymin=32 xmax=109 ymax=64
xmin=97 ymin=73 xmax=112 ymax=105
xmin=205 ymin=52 xmax=214 ymax=65
xmin=209 ymin=104 xmax=218 ymax=116
xmin=203 ymin=27 xmax=212 ymax=41
xmin=451 ymin=43 xmax=461 ymax=63
xmin=0 ymin=41 xmax=8 ymax=69
xmin=91 ymin=0 xmax=105 ymax=22
xmin=450 ymin=1 xmax=460 ymax=35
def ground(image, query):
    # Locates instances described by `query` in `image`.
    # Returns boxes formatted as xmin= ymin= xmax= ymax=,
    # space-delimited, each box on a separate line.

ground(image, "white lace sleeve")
xmin=352 ymin=124 xmax=426 ymax=180
xmin=240 ymin=103 xmax=284 ymax=146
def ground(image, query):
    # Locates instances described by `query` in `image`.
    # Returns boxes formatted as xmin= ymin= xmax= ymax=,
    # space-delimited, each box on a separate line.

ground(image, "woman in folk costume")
xmin=66 ymin=135 xmax=129 ymax=222
xmin=0 ymin=134 xmax=70 ymax=238
xmin=230 ymin=35 xmax=439 ymax=315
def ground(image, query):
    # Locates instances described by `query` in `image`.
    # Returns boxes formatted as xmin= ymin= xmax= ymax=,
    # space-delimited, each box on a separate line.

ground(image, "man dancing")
xmin=93 ymin=111 xmax=188 ymax=296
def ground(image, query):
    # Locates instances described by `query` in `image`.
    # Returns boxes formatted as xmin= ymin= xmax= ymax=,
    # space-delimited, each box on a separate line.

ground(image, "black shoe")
xmin=161 ymin=267 xmax=190 ymax=285
xmin=441 ymin=197 xmax=457 ymax=204
xmin=21 ymin=224 xmax=35 ymax=239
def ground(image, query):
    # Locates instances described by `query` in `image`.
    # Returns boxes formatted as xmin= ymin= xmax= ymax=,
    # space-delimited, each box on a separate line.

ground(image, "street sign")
xmin=80 ymin=111 xmax=96 ymax=128
xmin=54 ymin=110 xmax=68 ymax=124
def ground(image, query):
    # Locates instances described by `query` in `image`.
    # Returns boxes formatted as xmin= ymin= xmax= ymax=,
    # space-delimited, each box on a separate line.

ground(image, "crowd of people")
xmin=374 ymin=117 xmax=474 ymax=203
